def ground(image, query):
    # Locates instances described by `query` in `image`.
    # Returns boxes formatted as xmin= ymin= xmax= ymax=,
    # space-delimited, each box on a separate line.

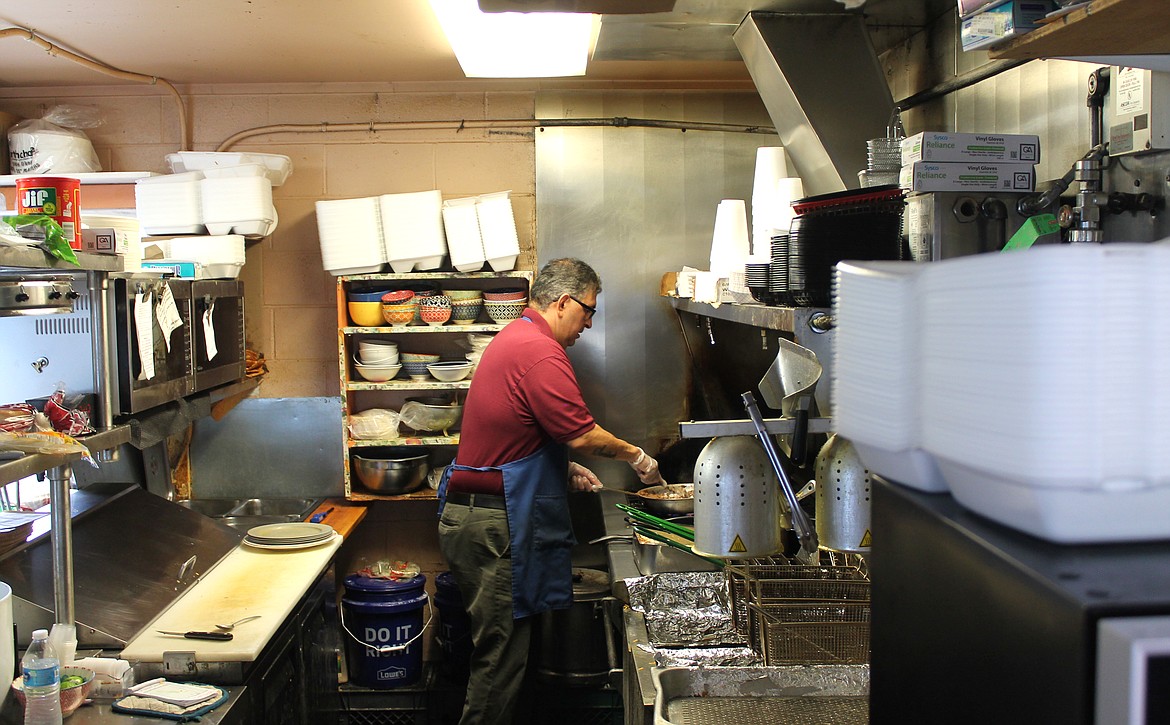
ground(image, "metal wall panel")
xmin=535 ymin=91 xmax=774 ymax=487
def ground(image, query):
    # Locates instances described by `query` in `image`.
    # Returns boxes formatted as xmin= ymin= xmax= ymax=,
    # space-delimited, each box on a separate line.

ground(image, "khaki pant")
xmin=438 ymin=502 xmax=533 ymax=725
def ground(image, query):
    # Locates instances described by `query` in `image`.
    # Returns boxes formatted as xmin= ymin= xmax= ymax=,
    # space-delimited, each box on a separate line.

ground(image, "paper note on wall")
xmin=134 ymin=291 xmax=156 ymax=380
xmin=156 ymin=282 xmax=183 ymax=352
xmin=202 ymin=299 xmax=218 ymax=361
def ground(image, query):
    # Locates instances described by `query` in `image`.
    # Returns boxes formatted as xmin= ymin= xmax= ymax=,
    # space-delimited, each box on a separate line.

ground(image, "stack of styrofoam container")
xmin=833 ymin=260 xmax=945 ymax=492
xmin=833 ymin=243 xmax=1170 ymax=544
xmin=475 ymin=191 xmax=521 ymax=272
xmin=155 ymin=234 xmax=247 ymax=279
xmin=135 ymin=172 xmax=205 ymax=236
xmin=442 ymin=196 xmax=486 ymax=273
xmin=200 ymin=166 xmax=276 ymax=237
xmin=899 ymin=131 xmax=1040 ymax=196
xmin=315 ymin=197 xmax=385 ymax=275
xmin=379 ymin=190 xmax=447 ymax=273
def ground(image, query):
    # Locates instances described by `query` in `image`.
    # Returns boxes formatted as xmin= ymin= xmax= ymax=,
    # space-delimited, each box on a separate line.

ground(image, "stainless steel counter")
xmin=0 ymin=687 xmax=247 ymax=724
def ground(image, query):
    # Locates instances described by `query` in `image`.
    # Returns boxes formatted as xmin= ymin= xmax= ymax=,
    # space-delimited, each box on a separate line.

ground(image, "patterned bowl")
xmin=382 ymin=303 xmax=418 ymax=326
xmin=420 ymin=295 xmax=452 ymax=309
xmin=401 ymin=360 xmax=434 ymax=380
xmin=444 ymin=289 xmax=483 ymax=302
xmin=420 ymin=306 xmax=451 ymax=326
xmin=381 ymin=289 xmax=415 ymax=305
xmin=484 ymin=299 xmax=527 ymax=324
xmin=401 ymin=351 xmax=441 ymax=364
xmin=450 ymin=300 xmax=483 ymax=324
xmin=483 ymin=287 xmax=528 ymax=302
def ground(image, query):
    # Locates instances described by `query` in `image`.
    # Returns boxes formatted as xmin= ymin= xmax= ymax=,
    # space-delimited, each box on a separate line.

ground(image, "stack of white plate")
xmin=135 ymin=172 xmax=205 ymax=235
xmin=442 ymin=196 xmax=486 ymax=272
xmin=475 ymin=191 xmax=520 ymax=272
xmin=836 ymin=244 xmax=1170 ymax=543
xmin=243 ymin=522 xmax=335 ymax=550
xmin=160 ymin=234 xmax=246 ymax=279
xmin=316 ymin=197 xmax=385 ymax=275
xmin=833 ymin=260 xmax=945 ymax=492
xmin=201 ymin=171 xmax=276 ymax=238
xmin=379 ymin=190 xmax=447 ymax=273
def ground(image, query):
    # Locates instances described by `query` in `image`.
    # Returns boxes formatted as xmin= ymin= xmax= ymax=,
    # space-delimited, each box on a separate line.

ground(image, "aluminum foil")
xmin=625 ymin=571 xmax=746 ymax=647
xmin=644 ymin=644 xmax=762 ymax=668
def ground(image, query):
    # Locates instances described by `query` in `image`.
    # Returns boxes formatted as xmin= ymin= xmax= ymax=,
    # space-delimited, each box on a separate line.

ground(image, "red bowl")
xmin=381 ymin=290 xmax=415 ymax=305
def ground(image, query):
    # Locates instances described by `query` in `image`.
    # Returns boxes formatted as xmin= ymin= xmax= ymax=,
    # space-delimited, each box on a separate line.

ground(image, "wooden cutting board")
xmin=121 ymin=534 xmax=341 ymax=662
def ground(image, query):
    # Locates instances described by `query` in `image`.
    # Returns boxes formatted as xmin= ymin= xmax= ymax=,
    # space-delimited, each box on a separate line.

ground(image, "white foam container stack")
xmin=135 ymin=172 xmax=205 ymax=235
xmin=315 ymin=196 xmax=385 ymax=276
xmin=833 ymin=243 xmax=1170 ymax=544
xmin=200 ymin=172 xmax=275 ymax=237
xmin=442 ymin=196 xmax=486 ymax=272
xmin=379 ymin=190 xmax=447 ymax=272
xmin=475 ymin=191 xmax=520 ymax=272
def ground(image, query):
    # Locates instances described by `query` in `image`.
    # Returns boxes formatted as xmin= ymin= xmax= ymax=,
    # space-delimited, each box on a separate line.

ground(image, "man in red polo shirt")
xmin=438 ymin=258 xmax=661 ymax=725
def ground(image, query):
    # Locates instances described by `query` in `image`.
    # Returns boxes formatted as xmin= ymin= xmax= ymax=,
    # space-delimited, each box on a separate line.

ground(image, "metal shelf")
xmin=0 ymin=245 xmax=124 ymax=273
xmin=669 ymin=297 xmax=831 ymax=335
xmin=0 ymin=424 xmax=131 ymax=488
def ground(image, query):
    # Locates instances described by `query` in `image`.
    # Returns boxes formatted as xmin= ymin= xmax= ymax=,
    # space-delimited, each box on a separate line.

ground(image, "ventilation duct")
xmin=733 ymin=11 xmax=896 ymax=196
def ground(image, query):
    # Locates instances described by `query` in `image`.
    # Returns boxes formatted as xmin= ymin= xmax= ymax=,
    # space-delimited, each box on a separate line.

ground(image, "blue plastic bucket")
xmin=434 ymin=571 xmax=472 ymax=678
xmin=341 ymin=573 xmax=428 ymax=688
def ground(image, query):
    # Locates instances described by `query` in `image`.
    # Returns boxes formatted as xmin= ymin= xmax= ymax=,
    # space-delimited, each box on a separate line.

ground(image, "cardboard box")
xmin=960 ymin=0 xmax=1056 ymax=51
xmin=902 ymin=131 xmax=1041 ymax=164
xmin=900 ymin=162 xmax=1036 ymax=192
xmin=81 ymin=227 xmax=119 ymax=255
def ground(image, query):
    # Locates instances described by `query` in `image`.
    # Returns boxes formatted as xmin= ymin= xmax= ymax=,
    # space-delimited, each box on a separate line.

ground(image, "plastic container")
xmin=21 ymin=629 xmax=61 ymax=725
xmin=341 ymin=574 xmax=428 ymax=689
xmin=434 ymin=572 xmax=472 ymax=680
xmin=15 ymin=176 xmax=81 ymax=249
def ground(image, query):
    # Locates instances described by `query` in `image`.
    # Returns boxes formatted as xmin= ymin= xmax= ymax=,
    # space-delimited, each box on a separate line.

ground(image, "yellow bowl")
xmin=348 ymin=301 xmax=385 ymax=327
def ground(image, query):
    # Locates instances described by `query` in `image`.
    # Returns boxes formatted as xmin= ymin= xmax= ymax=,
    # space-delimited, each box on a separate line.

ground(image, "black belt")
xmin=445 ymin=491 xmax=507 ymax=510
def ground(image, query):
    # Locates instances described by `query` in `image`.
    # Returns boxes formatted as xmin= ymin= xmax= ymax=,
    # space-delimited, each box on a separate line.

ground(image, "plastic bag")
xmin=398 ymin=400 xmax=462 ymax=435
xmin=41 ymin=386 xmax=95 ymax=436
xmin=0 ymin=404 xmax=35 ymax=433
xmin=0 ymin=215 xmax=79 ymax=265
xmin=0 ymin=430 xmax=96 ymax=467
xmin=9 ymin=104 xmax=103 ymax=174
xmin=347 ymin=409 xmax=400 ymax=440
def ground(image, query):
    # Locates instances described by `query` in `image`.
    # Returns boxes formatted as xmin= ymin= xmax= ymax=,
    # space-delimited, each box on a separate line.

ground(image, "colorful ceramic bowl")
xmin=484 ymin=299 xmax=526 ymax=324
xmin=450 ymin=300 xmax=483 ymax=324
xmin=348 ymin=301 xmax=385 ymax=327
xmin=483 ymin=287 xmax=528 ymax=302
xmin=348 ymin=289 xmax=391 ymax=303
xmin=382 ymin=303 xmax=418 ymax=326
xmin=401 ymin=360 xmax=434 ymax=380
xmin=401 ymin=352 xmax=441 ymax=364
xmin=420 ymin=305 xmax=451 ymax=326
xmin=444 ymin=289 xmax=483 ymax=302
xmin=381 ymin=289 xmax=415 ymax=305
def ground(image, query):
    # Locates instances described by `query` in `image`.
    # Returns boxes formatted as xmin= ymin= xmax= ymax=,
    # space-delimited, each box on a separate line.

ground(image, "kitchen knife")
xmin=156 ymin=630 xmax=233 ymax=641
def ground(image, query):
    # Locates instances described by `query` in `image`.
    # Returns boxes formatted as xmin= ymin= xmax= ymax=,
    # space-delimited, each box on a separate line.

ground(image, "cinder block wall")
xmin=0 ymin=83 xmax=538 ymax=398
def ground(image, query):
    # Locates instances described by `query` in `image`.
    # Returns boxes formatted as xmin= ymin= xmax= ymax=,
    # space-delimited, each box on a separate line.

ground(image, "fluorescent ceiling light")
xmin=429 ymin=0 xmax=600 ymax=78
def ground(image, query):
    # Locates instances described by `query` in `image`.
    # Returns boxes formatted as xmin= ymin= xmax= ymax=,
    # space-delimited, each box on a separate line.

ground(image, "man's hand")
xmin=569 ymin=461 xmax=604 ymax=492
xmin=629 ymin=447 xmax=663 ymax=485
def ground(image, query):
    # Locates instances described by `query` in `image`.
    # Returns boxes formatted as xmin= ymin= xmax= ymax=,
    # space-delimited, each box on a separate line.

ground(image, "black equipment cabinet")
xmin=870 ymin=479 xmax=1170 ymax=725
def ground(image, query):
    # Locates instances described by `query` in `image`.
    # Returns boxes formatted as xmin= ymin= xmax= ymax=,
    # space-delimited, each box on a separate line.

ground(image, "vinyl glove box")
xmin=960 ymin=0 xmax=1056 ymax=51
xmin=900 ymin=161 xmax=1035 ymax=192
xmin=902 ymin=131 xmax=1041 ymax=164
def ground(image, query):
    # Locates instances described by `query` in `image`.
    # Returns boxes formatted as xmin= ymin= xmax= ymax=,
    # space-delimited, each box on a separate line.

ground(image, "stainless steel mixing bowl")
xmin=352 ymin=448 xmax=429 ymax=494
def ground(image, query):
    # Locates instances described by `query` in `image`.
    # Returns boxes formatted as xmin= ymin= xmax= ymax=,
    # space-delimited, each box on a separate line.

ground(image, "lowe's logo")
xmin=378 ymin=666 xmax=407 ymax=681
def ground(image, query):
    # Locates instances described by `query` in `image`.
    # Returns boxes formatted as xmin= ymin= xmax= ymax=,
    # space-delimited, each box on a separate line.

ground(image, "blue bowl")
xmin=348 ymin=289 xmax=390 ymax=303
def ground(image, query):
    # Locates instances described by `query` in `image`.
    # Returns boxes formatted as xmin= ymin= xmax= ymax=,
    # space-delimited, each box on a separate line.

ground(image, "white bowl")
xmin=358 ymin=352 xmax=399 ymax=365
xmin=354 ymin=363 xmax=402 ymax=382
xmin=427 ymin=362 xmax=473 ymax=382
xmin=359 ymin=341 xmax=399 ymax=357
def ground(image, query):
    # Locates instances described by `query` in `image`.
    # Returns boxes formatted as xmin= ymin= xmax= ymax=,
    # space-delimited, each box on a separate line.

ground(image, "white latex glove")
xmin=629 ymin=447 xmax=664 ymax=485
xmin=569 ymin=461 xmax=603 ymax=492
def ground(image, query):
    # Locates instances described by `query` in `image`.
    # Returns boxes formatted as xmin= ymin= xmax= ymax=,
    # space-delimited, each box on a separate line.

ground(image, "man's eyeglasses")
xmin=569 ymin=296 xmax=597 ymax=319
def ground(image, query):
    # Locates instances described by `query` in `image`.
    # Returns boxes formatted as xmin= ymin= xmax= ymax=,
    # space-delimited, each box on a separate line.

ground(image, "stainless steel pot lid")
xmin=0 ymin=276 xmax=77 ymax=316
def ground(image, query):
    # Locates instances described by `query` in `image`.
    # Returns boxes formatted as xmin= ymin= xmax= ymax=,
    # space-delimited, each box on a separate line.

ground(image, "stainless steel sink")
xmin=176 ymin=499 xmax=243 ymax=517
xmin=230 ymin=498 xmax=321 ymax=517
xmin=176 ymin=497 xmax=325 ymax=532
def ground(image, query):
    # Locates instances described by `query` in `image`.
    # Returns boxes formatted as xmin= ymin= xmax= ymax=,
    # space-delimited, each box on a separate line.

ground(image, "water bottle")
xmin=21 ymin=629 xmax=61 ymax=725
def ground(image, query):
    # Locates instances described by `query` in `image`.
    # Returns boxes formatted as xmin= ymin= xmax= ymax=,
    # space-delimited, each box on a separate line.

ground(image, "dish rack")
xmin=726 ymin=553 xmax=870 ymax=665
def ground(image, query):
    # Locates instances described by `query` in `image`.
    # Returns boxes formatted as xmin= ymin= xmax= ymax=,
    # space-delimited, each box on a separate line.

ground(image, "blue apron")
xmin=438 ymin=441 xmax=575 ymax=618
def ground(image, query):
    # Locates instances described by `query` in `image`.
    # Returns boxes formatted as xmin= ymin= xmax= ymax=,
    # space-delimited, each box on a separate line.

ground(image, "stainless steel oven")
xmin=189 ymin=279 xmax=245 ymax=392
xmin=112 ymin=277 xmax=194 ymax=414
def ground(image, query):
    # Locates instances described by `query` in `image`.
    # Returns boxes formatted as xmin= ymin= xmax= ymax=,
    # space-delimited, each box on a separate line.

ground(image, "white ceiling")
xmin=0 ymin=0 xmax=762 ymax=89
xmin=0 ymin=0 xmax=948 ymax=89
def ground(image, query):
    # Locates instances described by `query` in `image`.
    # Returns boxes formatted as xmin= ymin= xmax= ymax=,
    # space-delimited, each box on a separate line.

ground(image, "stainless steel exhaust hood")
xmin=734 ymin=11 xmax=896 ymax=196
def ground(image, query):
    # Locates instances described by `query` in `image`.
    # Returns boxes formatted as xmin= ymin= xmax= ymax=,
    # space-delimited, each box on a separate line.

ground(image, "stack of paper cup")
xmin=710 ymin=199 xmax=750 ymax=277
xmin=751 ymin=147 xmax=806 ymax=257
